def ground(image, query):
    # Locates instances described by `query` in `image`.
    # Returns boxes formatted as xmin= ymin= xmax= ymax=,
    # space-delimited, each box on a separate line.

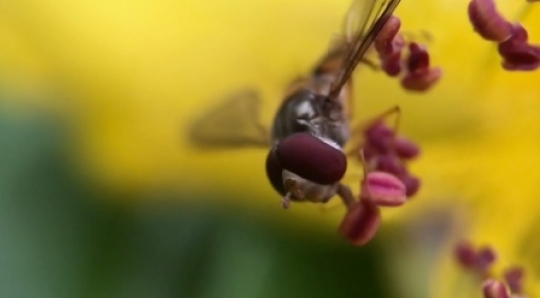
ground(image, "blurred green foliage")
xmin=0 ymin=108 xmax=392 ymax=298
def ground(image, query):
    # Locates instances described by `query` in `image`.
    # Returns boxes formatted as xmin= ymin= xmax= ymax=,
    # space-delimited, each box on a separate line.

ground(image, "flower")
xmin=2 ymin=0 xmax=540 ymax=297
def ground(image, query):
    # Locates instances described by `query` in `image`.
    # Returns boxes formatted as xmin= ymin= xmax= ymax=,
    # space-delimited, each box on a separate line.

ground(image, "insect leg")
xmin=337 ymin=183 xmax=356 ymax=209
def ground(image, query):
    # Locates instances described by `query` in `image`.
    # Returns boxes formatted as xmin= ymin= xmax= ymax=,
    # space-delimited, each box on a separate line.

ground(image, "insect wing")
xmin=188 ymin=89 xmax=269 ymax=148
xmin=329 ymin=0 xmax=401 ymax=99
xmin=342 ymin=0 xmax=380 ymax=44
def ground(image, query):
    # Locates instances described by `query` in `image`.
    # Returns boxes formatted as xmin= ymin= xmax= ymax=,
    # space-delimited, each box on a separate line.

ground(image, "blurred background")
xmin=1 ymin=0 xmax=539 ymax=297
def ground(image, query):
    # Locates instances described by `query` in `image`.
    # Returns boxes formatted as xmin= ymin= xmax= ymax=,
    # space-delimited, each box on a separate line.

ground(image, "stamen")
xmin=455 ymin=241 xmax=529 ymax=297
xmin=454 ymin=241 xmax=496 ymax=275
xmin=468 ymin=0 xmax=513 ymax=42
xmin=407 ymin=43 xmax=430 ymax=72
xmin=373 ymin=16 xmax=441 ymax=90
xmin=394 ymin=136 xmax=420 ymax=159
xmin=365 ymin=121 xmax=395 ymax=153
xmin=401 ymin=43 xmax=442 ymax=91
xmin=476 ymin=246 xmax=497 ymax=273
xmin=374 ymin=15 xmax=402 ymax=56
xmin=455 ymin=240 xmax=479 ymax=269
xmin=498 ymin=25 xmax=540 ymax=71
xmin=482 ymin=280 xmax=510 ymax=298
xmin=361 ymin=121 xmax=422 ymax=197
xmin=338 ymin=199 xmax=381 ymax=246
xmin=374 ymin=16 xmax=405 ymax=77
xmin=503 ymin=266 xmax=525 ymax=294
xmin=401 ymin=175 xmax=421 ymax=197
xmin=373 ymin=154 xmax=406 ymax=176
xmin=400 ymin=67 xmax=442 ymax=92
xmin=468 ymin=0 xmax=540 ymax=71
xmin=363 ymin=171 xmax=407 ymax=206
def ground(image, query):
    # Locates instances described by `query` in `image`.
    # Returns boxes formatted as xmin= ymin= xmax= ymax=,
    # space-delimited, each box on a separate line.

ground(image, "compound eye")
xmin=265 ymin=146 xmax=286 ymax=195
xmin=276 ymin=133 xmax=347 ymax=185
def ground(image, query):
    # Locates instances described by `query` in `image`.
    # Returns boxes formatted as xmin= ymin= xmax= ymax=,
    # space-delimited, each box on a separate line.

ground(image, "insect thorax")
xmin=270 ymin=89 xmax=350 ymax=147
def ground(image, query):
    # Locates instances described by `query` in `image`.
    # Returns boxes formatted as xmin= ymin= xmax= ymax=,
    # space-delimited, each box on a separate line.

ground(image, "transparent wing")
xmin=342 ymin=0 xmax=381 ymax=44
xmin=187 ymin=89 xmax=270 ymax=149
xmin=329 ymin=0 xmax=401 ymax=99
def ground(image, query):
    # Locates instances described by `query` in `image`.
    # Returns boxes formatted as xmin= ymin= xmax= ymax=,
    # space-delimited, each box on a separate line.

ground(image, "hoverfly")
xmin=189 ymin=0 xmax=402 ymax=209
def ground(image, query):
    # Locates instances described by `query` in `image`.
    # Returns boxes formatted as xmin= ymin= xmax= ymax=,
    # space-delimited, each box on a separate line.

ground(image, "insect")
xmin=189 ymin=0 xmax=403 ymax=209
xmin=265 ymin=0 xmax=401 ymax=209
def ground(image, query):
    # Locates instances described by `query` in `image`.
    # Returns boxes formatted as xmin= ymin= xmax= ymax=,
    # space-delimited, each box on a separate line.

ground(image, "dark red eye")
xmin=275 ymin=133 xmax=347 ymax=185
xmin=265 ymin=147 xmax=286 ymax=195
